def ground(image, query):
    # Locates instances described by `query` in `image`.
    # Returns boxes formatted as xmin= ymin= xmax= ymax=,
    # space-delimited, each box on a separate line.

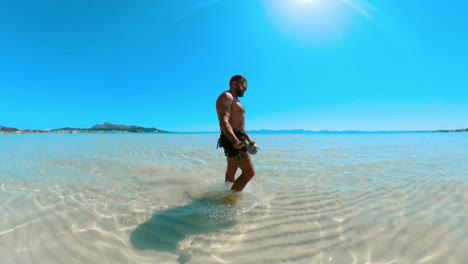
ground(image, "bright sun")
xmin=263 ymin=0 xmax=352 ymax=44
xmin=298 ymin=0 xmax=321 ymax=4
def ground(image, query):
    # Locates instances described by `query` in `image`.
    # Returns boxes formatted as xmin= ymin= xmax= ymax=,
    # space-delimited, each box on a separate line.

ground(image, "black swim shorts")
xmin=217 ymin=130 xmax=248 ymax=158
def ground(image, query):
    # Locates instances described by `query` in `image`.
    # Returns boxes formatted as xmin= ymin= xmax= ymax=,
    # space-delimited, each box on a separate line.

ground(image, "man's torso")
xmin=229 ymin=95 xmax=245 ymax=132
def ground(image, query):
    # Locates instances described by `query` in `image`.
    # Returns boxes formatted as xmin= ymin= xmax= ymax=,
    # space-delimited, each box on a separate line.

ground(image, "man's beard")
xmin=236 ymin=87 xmax=244 ymax=97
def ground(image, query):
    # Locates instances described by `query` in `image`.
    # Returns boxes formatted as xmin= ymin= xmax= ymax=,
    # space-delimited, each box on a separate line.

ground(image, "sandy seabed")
xmin=1 ymin=133 xmax=467 ymax=263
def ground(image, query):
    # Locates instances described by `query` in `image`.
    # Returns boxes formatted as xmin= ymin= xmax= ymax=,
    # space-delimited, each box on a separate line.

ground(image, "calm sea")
xmin=1 ymin=133 xmax=467 ymax=263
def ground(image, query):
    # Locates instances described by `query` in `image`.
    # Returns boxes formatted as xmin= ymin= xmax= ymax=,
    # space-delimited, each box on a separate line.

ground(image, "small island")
xmin=0 ymin=122 xmax=171 ymax=134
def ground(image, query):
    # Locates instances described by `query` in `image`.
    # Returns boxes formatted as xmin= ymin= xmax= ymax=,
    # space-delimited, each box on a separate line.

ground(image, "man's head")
xmin=229 ymin=75 xmax=248 ymax=98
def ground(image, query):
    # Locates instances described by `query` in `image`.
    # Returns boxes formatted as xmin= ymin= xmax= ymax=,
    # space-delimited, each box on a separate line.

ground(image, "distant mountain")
xmin=248 ymin=128 xmax=468 ymax=134
xmin=86 ymin=122 xmax=168 ymax=133
xmin=247 ymin=129 xmax=426 ymax=134
xmin=0 ymin=122 xmax=170 ymax=134
xmin=0 ymin=126 xmax=20 ymax=132
xmin=433 ymin=128 xmax=468 ymax=132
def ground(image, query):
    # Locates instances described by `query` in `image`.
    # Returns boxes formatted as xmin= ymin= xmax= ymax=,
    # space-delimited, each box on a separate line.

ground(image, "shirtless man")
xmin=216 ymin=75 xmax=256 ymax=191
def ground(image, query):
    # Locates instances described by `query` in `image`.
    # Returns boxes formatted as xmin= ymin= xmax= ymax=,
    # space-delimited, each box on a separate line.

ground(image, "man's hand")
xmin=233 ymin=141 xmax=245 ymax=149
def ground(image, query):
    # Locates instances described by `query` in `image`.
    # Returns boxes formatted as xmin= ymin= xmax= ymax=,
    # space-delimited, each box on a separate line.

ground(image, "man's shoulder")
xmin=217 ymin=91 xmax=234 ymax=102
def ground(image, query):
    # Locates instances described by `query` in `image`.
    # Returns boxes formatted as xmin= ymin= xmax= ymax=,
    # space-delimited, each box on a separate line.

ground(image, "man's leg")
xmin=230 ymin=152 xmax=255 ymax=191
xmin=225 ymin=157 xmax=238 ymax=182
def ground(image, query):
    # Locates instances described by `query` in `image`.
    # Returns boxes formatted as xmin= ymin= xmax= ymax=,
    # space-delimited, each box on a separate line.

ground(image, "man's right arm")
xmin=216 ymin=93 xmax=242 ymax=146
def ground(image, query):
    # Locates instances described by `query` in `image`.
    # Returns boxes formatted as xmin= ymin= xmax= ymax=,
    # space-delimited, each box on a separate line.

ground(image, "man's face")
xmin=235 ymin=81 xmax=248 ymax=97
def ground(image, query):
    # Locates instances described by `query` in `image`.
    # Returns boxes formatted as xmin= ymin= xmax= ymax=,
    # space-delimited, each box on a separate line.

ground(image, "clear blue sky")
xmin=1 ymin=0 xmax=467 ymax=132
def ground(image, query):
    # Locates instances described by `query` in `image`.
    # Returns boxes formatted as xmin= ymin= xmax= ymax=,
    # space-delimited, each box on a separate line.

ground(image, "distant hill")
xmin=0 ymin=126 xmax=20 ymax=133
xmin=432 ymin=128 xmax=468 ymax=132
xmin=247 ymin=129 xmax=427 ymax=134
xmin=86 ymin=122 xmax=168 ymax=133
xmin=247 ymin=128 xmax=468 ymax=134
xmin=0 ymin=122 xmax=170 ymax=134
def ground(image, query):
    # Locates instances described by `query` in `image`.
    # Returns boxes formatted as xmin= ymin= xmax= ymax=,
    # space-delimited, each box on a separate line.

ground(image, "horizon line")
xmin=1 ymin=124 xmax=467 ymax=134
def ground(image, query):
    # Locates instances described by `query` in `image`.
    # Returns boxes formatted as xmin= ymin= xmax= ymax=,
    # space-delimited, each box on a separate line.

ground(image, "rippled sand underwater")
xmin=1 ymin=133 xmax=467 ymax=263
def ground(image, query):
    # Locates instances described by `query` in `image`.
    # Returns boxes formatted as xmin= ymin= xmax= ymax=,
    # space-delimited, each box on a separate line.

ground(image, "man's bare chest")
xmin=232 ymin=101 xmax=245 ymax=115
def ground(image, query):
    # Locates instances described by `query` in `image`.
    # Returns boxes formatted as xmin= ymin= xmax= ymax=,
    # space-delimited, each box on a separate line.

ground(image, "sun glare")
xmin=263 ymin=0 xmax=352 ymax=44
xmin=298 ymin=0 xmax=321 ymax=5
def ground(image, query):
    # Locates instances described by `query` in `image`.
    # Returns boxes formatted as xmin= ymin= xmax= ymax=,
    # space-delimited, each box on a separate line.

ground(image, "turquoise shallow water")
xmin=0 ymin=132 xmax=467 ymax=263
